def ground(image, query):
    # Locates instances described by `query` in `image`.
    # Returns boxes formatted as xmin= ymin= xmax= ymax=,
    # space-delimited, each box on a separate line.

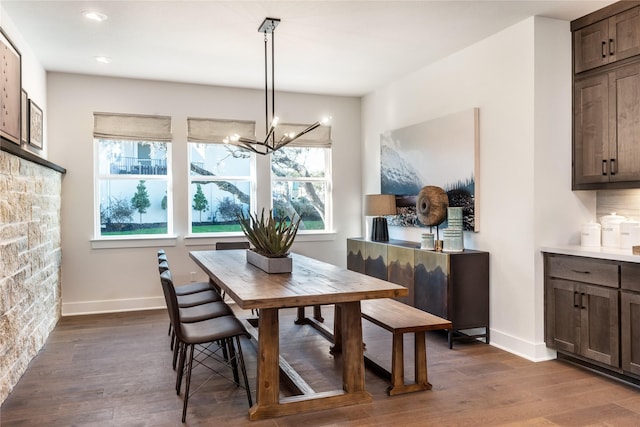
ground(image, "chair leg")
xmin=172 ymin=337 xmax=181 ymax=371
xmin=235 ymin=336 xmax=253 ymax=407
xmin=182 ymin=344 xmax=195 ymax=423
xmin=176 ymin=342 xmax=186 ymax=395
xmin=227 ymin=338 xmax=240 ymax=385
xmin=220 ymin=339 xmax=229 ymax=362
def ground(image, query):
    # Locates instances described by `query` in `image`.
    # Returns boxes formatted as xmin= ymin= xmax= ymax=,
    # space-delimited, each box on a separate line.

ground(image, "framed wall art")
xmin=21 ymin=89 xmax=28 ymax=145
xmin=0 ymin=28 xmax=22 ymax=145
xmin=28 ymin=99 xmax=43 ymax=149
xmin=380 ymin=108 xmax=480 ymax=231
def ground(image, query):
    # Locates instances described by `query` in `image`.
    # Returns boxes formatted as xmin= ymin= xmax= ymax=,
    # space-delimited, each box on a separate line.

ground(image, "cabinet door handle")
xmin=571 ymin=269 xmax=590 ymax=274
xmin=609 ymin=38 xmax=615 ymax=55
xmin=581 ymin=292 xmax=587 ymax=309
xmin=610 ymin=158 xmax=616 ymax=175
xmin=602 ymin=159 xmax=608 ymax=175
xmin=602 ymin=40 xmax=607 ymax=58
xmin=573 ymin=291 xmax=580 ymax=308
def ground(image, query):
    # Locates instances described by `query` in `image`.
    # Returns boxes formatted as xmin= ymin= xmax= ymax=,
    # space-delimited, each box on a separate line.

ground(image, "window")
xmin=188 ymin=144 xmax=254 ymax=233
xmin=94 ymin=113 xmax=172 ymax=238
xmin=187 ymin=117 xmax=255 ymax=234
xmin=271 ymin=123 xmax=332 ymax=232
xmin=96 ymin=140 xmax=171 ymax=237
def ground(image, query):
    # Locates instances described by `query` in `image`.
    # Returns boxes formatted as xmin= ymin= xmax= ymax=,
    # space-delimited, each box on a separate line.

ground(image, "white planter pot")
xmin=246 ymin=250 xmax=292 ymax=273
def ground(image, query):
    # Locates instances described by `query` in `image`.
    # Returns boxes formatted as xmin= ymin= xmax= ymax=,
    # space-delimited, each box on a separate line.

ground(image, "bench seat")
xmin=361 ymin=298 xmax=451 ymax=395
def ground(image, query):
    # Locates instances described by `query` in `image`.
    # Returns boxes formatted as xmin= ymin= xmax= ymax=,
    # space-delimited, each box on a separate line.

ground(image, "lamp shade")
xmin=364 ymin=194 xmax=397 ymax=217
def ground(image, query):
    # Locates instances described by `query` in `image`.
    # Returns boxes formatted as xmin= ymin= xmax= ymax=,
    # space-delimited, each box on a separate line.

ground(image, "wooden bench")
xmin=360 ymin=298 xmax=452 ymax=395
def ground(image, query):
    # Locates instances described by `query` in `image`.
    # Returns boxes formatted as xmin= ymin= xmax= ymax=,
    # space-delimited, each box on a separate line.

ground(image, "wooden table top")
xmin=189 ymin=250 xmax=408 ymax=310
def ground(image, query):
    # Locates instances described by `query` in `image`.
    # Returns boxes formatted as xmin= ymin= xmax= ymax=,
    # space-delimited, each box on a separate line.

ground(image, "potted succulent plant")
xmin=237 ymin=208 xmax=301 ymax=273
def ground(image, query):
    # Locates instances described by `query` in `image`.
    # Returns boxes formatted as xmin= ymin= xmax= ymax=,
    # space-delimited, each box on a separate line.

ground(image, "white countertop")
xmin=541 ymin=245 xmax=640 ymax=263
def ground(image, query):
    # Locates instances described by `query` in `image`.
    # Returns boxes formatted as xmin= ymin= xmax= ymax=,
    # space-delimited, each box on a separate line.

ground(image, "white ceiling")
xmin=2 ymin=0 xmax=615 ymax=97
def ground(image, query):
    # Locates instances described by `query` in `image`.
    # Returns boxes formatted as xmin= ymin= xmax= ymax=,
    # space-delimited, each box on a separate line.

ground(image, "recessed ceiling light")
xmin=83 ymin=11 xmax=108 ymax=22
xmin=95 ymin=56 xmax=111 ymax=64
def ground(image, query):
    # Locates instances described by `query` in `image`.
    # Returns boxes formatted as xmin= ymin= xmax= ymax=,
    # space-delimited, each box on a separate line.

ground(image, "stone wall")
xmin=0 ymin=150 xmax=63 ymax=404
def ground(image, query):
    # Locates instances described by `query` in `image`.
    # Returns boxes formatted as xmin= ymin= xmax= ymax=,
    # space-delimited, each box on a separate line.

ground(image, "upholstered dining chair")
xmin=157 ymin=253 xmax=224 ymax=354
xmin=157 ymin=250 xmax=213 ymax=296
xmin=160 ymin=269 xmax=252 ymax=422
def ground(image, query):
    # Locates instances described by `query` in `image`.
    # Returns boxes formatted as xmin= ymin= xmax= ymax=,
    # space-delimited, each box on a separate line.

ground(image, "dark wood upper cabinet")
xmin=572 ymin=2 xmax=640 ymax=190
xmin=574 ymin=62 xmax=640 ymax=187
xmin=574 ymin=6 xmax=640 ymax=74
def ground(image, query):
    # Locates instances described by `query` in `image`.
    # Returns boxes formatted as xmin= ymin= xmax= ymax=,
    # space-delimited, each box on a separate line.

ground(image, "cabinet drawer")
xmin=546 ymin=255 xmax=619 ymax=288
xmin=621 ymin=263 xmax=640 ymax=292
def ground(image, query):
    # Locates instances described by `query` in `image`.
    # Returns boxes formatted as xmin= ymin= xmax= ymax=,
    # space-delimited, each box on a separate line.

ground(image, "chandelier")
xmin=224 ymin=17 xmax=328 ymax=155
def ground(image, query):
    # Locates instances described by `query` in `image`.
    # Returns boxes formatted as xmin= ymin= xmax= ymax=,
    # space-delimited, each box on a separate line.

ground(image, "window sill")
xmin=183 ymin=231 xmax=337 ymax=247
xmin=91 ymin=235 xmax=178 ymax=249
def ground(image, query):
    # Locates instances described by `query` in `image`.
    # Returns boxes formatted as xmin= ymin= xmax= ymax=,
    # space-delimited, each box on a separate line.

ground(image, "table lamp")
xmin=365 ymin=194 xmax=397 ymax=241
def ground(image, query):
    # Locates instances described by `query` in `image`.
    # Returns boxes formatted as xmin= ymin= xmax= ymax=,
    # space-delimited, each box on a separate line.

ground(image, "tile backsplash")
xmin=596 ymin=189 xmax=640 ymax=220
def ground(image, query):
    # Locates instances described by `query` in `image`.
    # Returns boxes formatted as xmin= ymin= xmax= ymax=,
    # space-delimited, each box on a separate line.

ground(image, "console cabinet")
xmin=544 ymin=252 xmax=640 ymax=384
xmin=347 ymin=238 xmax=489 ymax=348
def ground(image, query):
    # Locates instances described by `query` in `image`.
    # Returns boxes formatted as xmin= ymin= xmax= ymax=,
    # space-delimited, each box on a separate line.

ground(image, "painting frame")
xmin=380 ymin=108 xmax=480 ymax=231
xmin=0 ymin=27 xmax=22 ymax=146
xmin=21 ymin=89 xmax=28 ymax=145
xmin=28 ymin=99 xmax=43 ymax=150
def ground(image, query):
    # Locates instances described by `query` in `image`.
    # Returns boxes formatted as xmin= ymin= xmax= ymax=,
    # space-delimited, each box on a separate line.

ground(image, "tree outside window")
xmin=188 ymin=143 xmax=253 ymax=234
xmin=271 ymin=146 xmax=331 ymax=231
xmin=192 ymin=183 xmax=209 ymax=222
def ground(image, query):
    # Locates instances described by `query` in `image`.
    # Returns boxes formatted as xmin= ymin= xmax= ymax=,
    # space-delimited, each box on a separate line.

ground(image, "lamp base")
xmin=371 ymin=217 xmax=389 ymax=242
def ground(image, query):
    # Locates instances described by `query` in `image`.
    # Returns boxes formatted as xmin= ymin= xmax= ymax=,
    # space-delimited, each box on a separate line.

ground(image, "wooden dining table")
xmin=189 ymin=250 xmax=408 ymax=420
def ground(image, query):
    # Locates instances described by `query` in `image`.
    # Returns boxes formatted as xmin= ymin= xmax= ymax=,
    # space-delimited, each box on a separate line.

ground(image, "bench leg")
xmin=414 ymin=331 xmax=431 ymax=390
xmin=388 ymin=332 xmax=405 ymax=395
xmin=387 ymin=331 xmax=432 ymax=396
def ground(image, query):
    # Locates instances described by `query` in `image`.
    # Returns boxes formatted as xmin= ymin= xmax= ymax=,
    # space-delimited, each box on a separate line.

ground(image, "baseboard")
xmin=62 ymin=296 xmax=166 ymax=316
xmin=489 ymin=328 xmax=556 ymax=362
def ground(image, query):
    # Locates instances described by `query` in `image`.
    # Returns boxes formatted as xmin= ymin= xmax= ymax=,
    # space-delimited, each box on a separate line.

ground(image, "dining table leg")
xmin=330 ymin=304 xmax=342 ymax=354
xmin=249 ymin=307 xmax=280 ymax=420
xmin=339 ymin=301 xmax=366 ymax=393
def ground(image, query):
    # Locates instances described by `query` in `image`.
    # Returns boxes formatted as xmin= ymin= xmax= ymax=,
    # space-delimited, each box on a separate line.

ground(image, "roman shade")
xmin=187 ymin=117 xmax=255 ymax=144
xmin=93 ymin=112 xmax=172 ymax=141
xmin=275 ymin=123 xmax=332 ymax=148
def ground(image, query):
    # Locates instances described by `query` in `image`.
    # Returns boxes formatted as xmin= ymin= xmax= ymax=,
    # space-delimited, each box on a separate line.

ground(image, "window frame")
xmin=270 ymin=146 xmax=333 ymax=234
xmin=93 ymin=138 xmax=174 ymax=240
xmin=186 ymin=142 xmax=256 ymax=237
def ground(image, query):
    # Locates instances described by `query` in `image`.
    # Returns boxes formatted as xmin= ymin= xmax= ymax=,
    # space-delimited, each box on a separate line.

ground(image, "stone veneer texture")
xmin=0 ymin=150 xmax=63 ymax=404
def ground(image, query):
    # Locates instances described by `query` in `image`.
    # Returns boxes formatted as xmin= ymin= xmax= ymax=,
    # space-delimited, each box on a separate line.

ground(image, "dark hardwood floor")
xmin=1 ymin=307 xmax=639 ymax=426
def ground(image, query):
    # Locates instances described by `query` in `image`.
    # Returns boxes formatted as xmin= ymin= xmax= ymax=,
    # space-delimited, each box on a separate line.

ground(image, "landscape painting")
xmin=380 ymin=108 xmax=479 ymax=231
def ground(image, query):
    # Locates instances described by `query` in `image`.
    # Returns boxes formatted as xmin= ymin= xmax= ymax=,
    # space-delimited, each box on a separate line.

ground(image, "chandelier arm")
xmin=263 ymin=124 xmax=276 ymax=144
xmin=237 ymin=141 xmax=263 ymax=155
xmin=273 ymin=122 xmax=321 ymax=150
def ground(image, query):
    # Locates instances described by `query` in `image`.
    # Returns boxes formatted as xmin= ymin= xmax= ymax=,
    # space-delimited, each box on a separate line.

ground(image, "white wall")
xmin=46 ymin=73 xmax=362 ymax=315
xmin=362 ymin=17 xmax=596 ymax=361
